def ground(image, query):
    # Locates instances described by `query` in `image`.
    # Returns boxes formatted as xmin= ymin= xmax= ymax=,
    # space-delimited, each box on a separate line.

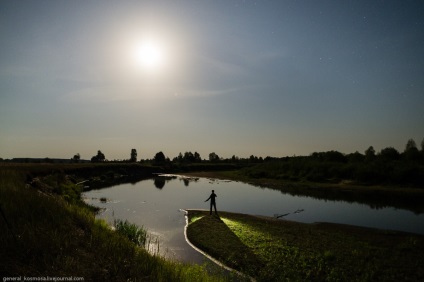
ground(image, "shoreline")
xmin=182 ymin=209 xmax=253 ymax=281
xmin=185 ymin=209 xmax=424 ymax=281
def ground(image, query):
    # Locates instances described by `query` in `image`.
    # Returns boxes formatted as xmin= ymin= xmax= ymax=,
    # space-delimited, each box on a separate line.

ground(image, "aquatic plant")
xmin=114 ymin=219 xmax=148 ymax=248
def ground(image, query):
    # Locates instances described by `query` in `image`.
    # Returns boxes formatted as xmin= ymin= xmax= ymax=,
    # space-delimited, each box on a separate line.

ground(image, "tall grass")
xmin=0 ymin=168 xmax=227 ymax=281
xmin=114 ymin=219 xmax=148 ymax=247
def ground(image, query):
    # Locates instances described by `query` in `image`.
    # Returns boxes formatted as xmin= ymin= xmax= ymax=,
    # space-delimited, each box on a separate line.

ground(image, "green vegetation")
xmin=239 ymin=150 xmax=424 ymax=186
xmin=0 ymin=167 xmax=226 ymax=281
xmin=4 ymin=138 xmax=423 ymax=188
xmin=1 ymin=138 xmax=423 ymax=280
xmin=114 ymin=219 xmax=148 ymax=248
xmin=186 ymin=210 xmax=424 ymax=281
xmin=161 ymin=138 xmax=424 ymax=189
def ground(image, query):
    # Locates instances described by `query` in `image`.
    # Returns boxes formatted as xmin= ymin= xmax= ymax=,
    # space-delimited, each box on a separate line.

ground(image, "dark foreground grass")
xmin=0 ymin=169 xmax=225 ymax=281
xmin=186 ymin=210 xmax=424 ymax=281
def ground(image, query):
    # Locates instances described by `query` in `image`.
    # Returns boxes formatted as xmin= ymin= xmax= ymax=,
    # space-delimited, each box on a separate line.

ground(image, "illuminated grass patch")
xmin=187 ymin=210 xmax=424 ymax=281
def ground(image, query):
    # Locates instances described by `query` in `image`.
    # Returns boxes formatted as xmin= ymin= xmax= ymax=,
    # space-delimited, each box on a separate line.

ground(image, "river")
xmin=83 ymin=174 xmax=424 ymax=264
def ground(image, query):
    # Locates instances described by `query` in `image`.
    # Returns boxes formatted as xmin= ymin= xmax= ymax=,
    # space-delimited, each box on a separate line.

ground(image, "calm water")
xmin=83 ymin=175 xmax=424 ymax=264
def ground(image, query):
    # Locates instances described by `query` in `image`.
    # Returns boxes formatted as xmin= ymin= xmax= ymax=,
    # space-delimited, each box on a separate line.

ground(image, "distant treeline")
xmin=2 ymin=139 xmax=423 ymax=186
xmin=240 ymin=139 xmax=424 ymax=187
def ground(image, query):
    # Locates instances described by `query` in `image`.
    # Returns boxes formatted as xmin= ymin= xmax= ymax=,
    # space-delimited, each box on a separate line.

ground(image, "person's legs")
xmin=210 ymin=203 xmax=212 ymax=215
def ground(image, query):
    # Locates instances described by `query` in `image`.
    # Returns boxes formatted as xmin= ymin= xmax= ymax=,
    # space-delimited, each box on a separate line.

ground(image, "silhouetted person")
xmin=205 ymin=190 xmax=217 ymax=215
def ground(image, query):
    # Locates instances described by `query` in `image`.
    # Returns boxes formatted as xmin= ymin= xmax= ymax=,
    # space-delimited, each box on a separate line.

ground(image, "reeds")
xmin=114 ymin=219 xmax=148 ymax=247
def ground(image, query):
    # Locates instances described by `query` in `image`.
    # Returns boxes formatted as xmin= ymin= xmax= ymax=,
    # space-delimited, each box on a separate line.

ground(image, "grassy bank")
xmin=186 ymin=210 xmax=424 ymax=281
xmin=0 ymin=168 xmax=225 ymax=281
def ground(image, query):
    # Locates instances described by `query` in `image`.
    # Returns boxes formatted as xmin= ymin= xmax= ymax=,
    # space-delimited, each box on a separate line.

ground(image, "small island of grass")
xmin=186 ymin=209 xmax=424 ymax=281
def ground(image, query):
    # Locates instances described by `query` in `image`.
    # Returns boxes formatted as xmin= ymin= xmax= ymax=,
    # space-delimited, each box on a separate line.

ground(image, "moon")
xmin=133 ymin=39 xmax=166 ymax=71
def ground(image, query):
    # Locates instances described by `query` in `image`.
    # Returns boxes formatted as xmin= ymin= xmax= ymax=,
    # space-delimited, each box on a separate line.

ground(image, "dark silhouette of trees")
xmin=421 ymin=138 xmax=424 ymax=158
xmin=249 ymin=155 xmax=264 ymax=163
xmin=71 ymin=153 xmax=81 ymax=163
xmin=184 ymin=151 xmax=202 ymax=162
xmin=130 ymin=149 xmax=137 ymax=162
xmin=174 ymin=152 xmax=184 ymax=163
xmin=311 ymin=151 xmax=347 ymax=163
xmin=365 ymin=146 xmax=376 ymax=162
xmin=379 ymin=147 xmax=400 ymax=161
xmin=237 ymin=138 xmax=423 ymax=186
xmin=154 ymin=177 xmax=165 ymax=189
xmin=347 ymin=151 xmax=364 ymax=163
xmin=184 ymin=152 xmax=194 ymax=162
xmin=403 ymin=139 xmax=421 ymax=161
xmin=91 ymin=150 xmax=106 ymax=162
xmin=153 ymin=151 xmax=166 ymax=165
xmin=209 ymin=152 xmax=220 ymax=162
xmin=172 ymin=151 xmax=201 ymax=163
xmin=77 ymin=137 xmax=422 ymax=186
xmin=405 ymin=139 xmax=417 ymax=151
xmin=194 ymin=152 xmax=201 ymax=162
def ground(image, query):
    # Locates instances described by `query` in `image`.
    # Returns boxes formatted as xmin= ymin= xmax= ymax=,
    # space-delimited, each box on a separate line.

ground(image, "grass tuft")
xmin=114 ymin=219 xmax=148 ymax=248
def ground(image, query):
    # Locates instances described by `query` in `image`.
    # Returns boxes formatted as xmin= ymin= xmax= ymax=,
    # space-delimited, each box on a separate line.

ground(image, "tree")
xmin=421 ymin=138 xmax=424 ymax=159
xmin=153 ymin=151 xmax=166 ymax=164
xmin=173 ymin=152 xmax=184 ymax=163
xmin=379 ymin=147 xmax=400 ymax=161
xmin=311 ymin=151 xmax=346 ymax=163
xmin=347 ymin=151 xmax=364 ymax=163
xmin=248 ymin=155 xmax=263 ymax=163
xmin=194 ymin=152 xmax=202 ymax=162
xmin=405 ymin=139 xmax=417 ymax=152
xmin=365 ymin=146 xmax=376 ymax=161
xmin=209 ymin=152 xmax=220 ymax=162
xmin=178 ymin=151 xmax=202 ymax=163
xmin=183 ymin=152 xmax=195 ymax=162
xmin=403 ymin=139 xmax=420 ymax=161
xmin=91 ymin=150 xmax=105 ymax=162
xmin=421 ymin=138 xmax=424 ymax=152
xmin=130 ymin=149 xmax=137 ymax=162
xmin=71 ymin=153 xmax=80 ymax=163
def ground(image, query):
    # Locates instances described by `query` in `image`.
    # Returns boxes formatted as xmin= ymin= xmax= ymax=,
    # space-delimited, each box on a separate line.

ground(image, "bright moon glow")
xmin=133 ymin=39 xmax=166 ymax=71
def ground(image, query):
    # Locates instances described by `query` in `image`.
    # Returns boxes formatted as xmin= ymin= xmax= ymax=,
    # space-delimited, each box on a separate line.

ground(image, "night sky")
xmin=1 ymin=1 xmax=423 ymax=160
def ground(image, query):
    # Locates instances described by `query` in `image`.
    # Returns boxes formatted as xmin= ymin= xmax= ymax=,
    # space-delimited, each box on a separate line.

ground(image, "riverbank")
xmin=186 ymin=209 xmax=424 ymax=281
xmin=0 ymin=167 xmax=226 ymax=281
xmin=2 ymin=163 xmax=423 ymax=280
